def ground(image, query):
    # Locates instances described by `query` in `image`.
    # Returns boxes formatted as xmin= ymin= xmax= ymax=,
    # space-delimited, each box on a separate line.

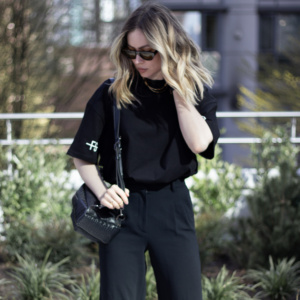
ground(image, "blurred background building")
xmin=162 ymin=0 xmax=300 ymax=163
xmin=1 ymin=0 xmax=299 ymax=164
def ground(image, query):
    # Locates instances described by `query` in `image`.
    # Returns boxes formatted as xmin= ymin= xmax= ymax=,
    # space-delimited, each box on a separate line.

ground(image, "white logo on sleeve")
xmin=86 ymin=140 xmax=98 ymax=152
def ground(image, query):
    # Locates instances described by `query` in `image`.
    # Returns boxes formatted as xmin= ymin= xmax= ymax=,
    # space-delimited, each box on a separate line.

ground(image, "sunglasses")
xmin=122 ymin=49 xmax=158 ymax=61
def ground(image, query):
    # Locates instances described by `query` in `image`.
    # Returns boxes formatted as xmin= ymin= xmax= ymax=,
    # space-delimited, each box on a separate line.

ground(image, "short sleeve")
xmin=195 ymin=87 xmax=220 ymax=159
xmin=67 ymin=80 xmax=111 ymax=164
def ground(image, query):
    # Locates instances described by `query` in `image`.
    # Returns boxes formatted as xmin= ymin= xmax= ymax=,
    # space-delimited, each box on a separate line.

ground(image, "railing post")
xmin=6 ymin=119 xmax=13 ymax=176
xmin=291 ymin=117 xmax=296 ymax=139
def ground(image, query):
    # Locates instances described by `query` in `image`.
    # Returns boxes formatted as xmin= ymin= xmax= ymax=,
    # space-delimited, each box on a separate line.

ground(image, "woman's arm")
xmin=73 ymin=158 xmax=129 ymax=209
xmin=173 ymin=90 xmax=213 ymax=154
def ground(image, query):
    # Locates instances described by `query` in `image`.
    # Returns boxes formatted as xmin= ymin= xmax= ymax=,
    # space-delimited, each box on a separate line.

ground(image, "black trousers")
xmin=99 ymin=179 xmax=202 ymax=300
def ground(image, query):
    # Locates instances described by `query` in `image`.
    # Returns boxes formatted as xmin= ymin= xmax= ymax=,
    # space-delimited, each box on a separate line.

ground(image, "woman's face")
xmin=126 ymin=29 xmax=163 ymax=80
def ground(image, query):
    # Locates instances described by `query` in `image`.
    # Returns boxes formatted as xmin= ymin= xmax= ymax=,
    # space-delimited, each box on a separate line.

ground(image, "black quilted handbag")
xmin=71 ymin=96 xmax=125 ymax=244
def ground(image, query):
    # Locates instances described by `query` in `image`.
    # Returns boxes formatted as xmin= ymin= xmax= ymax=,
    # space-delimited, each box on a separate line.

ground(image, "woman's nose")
xmin=134 ymin=54 xmax=144 ymax=63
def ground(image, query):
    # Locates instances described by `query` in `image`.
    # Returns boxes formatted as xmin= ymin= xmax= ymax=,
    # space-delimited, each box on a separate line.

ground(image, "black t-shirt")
xmin=67 ymin=76 xmax=219 ymax=185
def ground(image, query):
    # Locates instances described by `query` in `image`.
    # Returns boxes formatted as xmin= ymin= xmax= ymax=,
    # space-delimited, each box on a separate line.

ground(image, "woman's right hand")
xmin=99 ymin=185 xmax=130 ymax=209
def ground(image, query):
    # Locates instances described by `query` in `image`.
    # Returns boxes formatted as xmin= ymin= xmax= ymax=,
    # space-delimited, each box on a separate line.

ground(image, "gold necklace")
xmin=143 ymin=78 xmax=168 ymax=93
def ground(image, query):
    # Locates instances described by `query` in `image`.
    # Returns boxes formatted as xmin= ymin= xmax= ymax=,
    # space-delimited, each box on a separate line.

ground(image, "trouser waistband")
xmin=124 ymin=178 xmax=185 ymax=192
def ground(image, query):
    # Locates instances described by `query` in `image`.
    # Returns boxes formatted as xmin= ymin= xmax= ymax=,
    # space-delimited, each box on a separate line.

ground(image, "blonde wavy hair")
xmin=109 ymin=1 xmax=213 ymax=107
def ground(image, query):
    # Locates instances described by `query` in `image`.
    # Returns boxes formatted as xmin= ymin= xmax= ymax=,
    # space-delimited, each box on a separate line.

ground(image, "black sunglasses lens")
xmin=123 ymin=49 xmax=136 ymax=59
xmin=123 ymin=49 xmax=157 ymax=60
xmin=140 ymin=52 xmax=155 ymax=60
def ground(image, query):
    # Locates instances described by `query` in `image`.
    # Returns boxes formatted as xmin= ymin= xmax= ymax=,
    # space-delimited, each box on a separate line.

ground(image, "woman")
xmin=67 ymin=2 xmax=219 ymax=299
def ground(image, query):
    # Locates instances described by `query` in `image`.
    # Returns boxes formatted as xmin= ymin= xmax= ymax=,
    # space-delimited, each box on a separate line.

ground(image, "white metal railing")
xmin=216 ymin=111 xmax=300 ymax=144
xmin=0 ymin=111 xmax=300 ymax=145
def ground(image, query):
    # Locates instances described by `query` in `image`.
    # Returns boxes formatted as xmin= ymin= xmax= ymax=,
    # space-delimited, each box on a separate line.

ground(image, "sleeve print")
xmin=67 ymin=82 xmax=109 ymax=164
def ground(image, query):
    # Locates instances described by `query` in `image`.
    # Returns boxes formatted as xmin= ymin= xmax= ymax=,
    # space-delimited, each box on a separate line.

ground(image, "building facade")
xmin=161 ymin=0 xmax=300 ymax=164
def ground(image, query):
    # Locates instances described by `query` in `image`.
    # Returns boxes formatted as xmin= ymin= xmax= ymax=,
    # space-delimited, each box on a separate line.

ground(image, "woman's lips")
xmin=137 ymin=68 xmax=147 ymax=74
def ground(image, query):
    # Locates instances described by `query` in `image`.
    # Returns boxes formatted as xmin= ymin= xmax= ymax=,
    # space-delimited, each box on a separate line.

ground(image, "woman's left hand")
xmin=173 ymin=90 xmax=213 ymax=154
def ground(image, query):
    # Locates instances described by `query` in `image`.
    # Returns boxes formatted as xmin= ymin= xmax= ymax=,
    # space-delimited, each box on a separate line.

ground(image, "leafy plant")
xmin=0 ymin=144 xmax=73 ymax=222
xmin=190 ymin=145 xmax=245 ymax=214
xmin=227 ymin=127 xmax=300 ymax=268
xmin=247 ymin=256 xmax=300 ymax=300
xmin=195 ymin=212 xmax=229 ymax=266
xmin=73 ymin=261 xmax=100 ymax=300
xmin=0 ymin=278 xmax=11 ymax=299
xmin=0 ymin=144 xmax=78 ymax=262
xmin=145 ymin=252 xmax=158 ymax=300
xmin=237 ymin=39 xmax=300 ymax=138
xmin=25 ymin=218 xmax=84 ymax=265
xmin=2 ymin=216 xmax=86 ymax=267
xmin=11 ymin=250 xmax=75 ymax=300
xmin=202 ymin=266 xmax=254 ymax=300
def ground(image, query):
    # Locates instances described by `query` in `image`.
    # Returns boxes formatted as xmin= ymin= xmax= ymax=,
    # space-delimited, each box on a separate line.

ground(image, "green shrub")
xmin=2 ymin=216 xmax=86 ymax=267
xmin=195 ymin=212 xmax=229 ymax=266
xmin=190 ymin=145 xmax=245 ymax=214
xmin=227 ymin=127 xmax=300 ymax=268
xmin=0 ymin=278 xmax=11 ymax=299
xmin=0 ymin=144 xmax=80 ymax=263
xmin=11 ymin=250 xmax=75 ymax=300
xmin=0 ymin=144 xmax=73 ymax=223
xmin=73 ymin=261 xmax=100 ymax=300
xmin=202 ymin=266 xmax=254 ymax=300
xmin=190 ymin=146 xmax=244 ymax=267
xmin=247 ymin=256 xmax=300 ymax=300
xmin=145 ymin=252 xmax=158 ymax=300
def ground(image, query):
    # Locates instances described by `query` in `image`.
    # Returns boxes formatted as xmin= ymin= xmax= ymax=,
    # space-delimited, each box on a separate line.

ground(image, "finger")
xmin=101 ymin=193 xmax=124 ymax=209
xmin=99 ymin=190 xmax=122 ymax=209
xmin=110 ymin=185 xmax=129 ymax=205
xmin=99 ymin=197 xmax=114 ymax=209
xmin=105 ymin=187 xmax=126 ymax=208
xmin=125 ymin=188 xmax=130 ymax=197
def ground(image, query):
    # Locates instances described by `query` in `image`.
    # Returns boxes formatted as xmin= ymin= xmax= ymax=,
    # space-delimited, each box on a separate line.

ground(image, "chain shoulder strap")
xmin=111 ymin=79 xmax=125 ymax=219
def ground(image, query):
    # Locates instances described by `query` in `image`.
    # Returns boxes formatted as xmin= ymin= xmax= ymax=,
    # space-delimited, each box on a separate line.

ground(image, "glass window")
xmin=278 ymin=14 xmax=300 ymax=54
xmin=205 ymin=14 xmax=218 ymax=50
xmin=69 ymin=0 xmax=137 ymax=46
xmin=259 ymin=14 xmax=274 ymax=51
xmin=173 ymin=11 xmax=221 ymax=82
xmin=178 ymin=11 xmax=202 ymax=46
xmin=259 ymin=13 xmax=300 ymax=59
